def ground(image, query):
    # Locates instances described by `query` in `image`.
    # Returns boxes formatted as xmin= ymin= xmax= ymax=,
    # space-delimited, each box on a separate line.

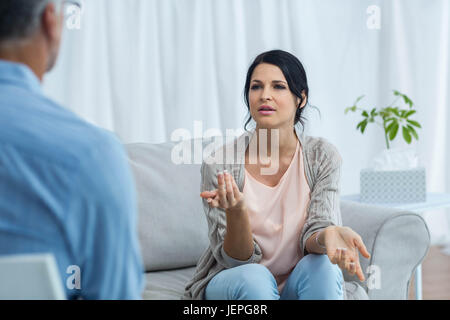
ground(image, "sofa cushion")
xmin=143 ymin=267 xmax=196 ymax=300
xmin=126 ymin=139 xmax=212 ymax=272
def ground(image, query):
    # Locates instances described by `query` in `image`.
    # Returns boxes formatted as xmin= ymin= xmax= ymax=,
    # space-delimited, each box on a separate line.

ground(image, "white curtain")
xmin=43 ymin=0 xmax=450 ymax=246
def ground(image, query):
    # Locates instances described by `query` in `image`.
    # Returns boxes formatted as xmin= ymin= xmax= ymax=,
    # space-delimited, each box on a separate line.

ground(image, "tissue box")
xmin=360 ymin=167 xmax=426 ymax=203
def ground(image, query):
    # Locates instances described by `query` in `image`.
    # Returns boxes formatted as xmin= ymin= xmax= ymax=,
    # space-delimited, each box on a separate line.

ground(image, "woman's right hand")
xmin=200 ymin=170 xmax=246 ymax=214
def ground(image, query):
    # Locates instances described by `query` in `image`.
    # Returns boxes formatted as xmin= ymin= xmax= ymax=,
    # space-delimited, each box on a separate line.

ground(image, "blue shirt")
xmin=0 ymin=60 xmax=144 ymax=299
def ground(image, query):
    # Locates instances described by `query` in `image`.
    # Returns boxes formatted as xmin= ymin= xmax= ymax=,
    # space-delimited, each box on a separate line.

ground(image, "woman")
xmin=183 ymin=50 xmax=371 ymax=300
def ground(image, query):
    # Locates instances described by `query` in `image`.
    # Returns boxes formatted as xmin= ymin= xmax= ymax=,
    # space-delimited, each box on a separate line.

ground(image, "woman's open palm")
xmin=324 ymin=226 xmax=371 ymax=282
xmin=200 ymin=171 xmax=246 ymax=213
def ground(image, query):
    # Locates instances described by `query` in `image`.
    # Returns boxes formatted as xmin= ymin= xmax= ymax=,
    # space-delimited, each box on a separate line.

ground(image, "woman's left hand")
xmin=323 ymin=226 xmax=371 ymax=282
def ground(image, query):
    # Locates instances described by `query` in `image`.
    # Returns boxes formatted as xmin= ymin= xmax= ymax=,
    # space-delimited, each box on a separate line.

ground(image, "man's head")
xmin=0 ymin=0 xmax=65 ymax=77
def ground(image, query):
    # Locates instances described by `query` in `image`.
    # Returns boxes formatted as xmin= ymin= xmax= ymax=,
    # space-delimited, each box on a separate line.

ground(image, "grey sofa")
xmin=125 ymin=138 xmax=431 ymax=300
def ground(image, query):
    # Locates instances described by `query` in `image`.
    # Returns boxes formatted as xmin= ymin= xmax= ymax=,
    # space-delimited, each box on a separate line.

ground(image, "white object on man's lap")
xmin=0 ymin=253 xmax=66 ymax=300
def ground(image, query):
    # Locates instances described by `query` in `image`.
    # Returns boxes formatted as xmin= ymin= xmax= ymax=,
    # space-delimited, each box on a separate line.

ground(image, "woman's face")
xmin=249 ymin=63 xmax=305 ymax=130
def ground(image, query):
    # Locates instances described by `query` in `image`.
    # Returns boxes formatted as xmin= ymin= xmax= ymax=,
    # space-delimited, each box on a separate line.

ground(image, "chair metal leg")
xmin=415 ymin=264 xmax=422 ymax=300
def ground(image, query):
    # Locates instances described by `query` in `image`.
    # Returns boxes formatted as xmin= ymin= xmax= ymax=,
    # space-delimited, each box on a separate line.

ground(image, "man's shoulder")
xmin=48 ymin=122 xmax=126 ymax=185
xmin=37 ymin=99 xmax=122 ymax=166
xmin=0 ymin=92 xmax=122 ymax=170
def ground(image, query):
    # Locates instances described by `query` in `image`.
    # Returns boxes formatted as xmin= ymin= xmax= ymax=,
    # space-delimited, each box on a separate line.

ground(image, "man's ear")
xmin=41 ymin=2 xmax=61 ymax=44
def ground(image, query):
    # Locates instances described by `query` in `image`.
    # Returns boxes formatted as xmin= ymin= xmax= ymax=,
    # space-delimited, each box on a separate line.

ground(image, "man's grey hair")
xmin=0 ymin=0 xmax=63 ymax=42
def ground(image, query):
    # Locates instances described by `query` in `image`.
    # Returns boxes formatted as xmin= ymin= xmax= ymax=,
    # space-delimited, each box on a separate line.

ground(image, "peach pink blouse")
xmin=243 ymin=140 xmax=311 ymax=293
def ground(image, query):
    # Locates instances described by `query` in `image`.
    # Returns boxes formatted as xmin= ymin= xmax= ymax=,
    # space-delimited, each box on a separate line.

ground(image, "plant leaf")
xmin=407 ymin=120 xmax=422 ymax=128
xmin=384 ymin=117 xmax=396 ymax=125
xmin=402 ymin=126 xmax=412 ymax=144
xmin=379 ymin=111 xmax=388 ymax=118
xmin=402 ymin=96 xmax=409 ymax=106
xmin=403 ymin=95 xmax=413 ymax=108
xmin=382 ymin=116 xmax=391 ymax=124
xmin=383 ymin=107 xmax=396 ymax=118
xmin=392 ymin=108 xmax=401 ymax=117
xmin=404 ymin=110 xmax=417 ymax=118
xmin=407 ymin=125 xmax=419 ymax=140
xmin=345 ymin=106 xmax=358 ymax=114
xmin=393 ymin=90 xmax=413 ymax=108
xmin=389 ymin=122 xmax=399 ymax=140
xmin=362 ymin=110 xmax=369 ymax=118
xmin=386 ymin=120 xmax=396 ymax=134
xmin=361 ymin=120 xmax=368 ymax=133
xmin=355 ymin=95 xmax=365 ymax=104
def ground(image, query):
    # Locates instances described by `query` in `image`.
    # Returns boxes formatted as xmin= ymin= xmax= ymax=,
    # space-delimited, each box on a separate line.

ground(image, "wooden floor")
xmin=408 ymin=245 xmax=450 ymax=300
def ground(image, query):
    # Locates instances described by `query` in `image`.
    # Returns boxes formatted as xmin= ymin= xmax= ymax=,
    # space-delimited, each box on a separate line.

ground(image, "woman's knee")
xmin=292 ymin=254 xmax=344 ymax=300
xmin=234 ymin=264 xmax=276 ymax=288
xmin=297 ymin=254 xmax=343 ymax=283
xmin=300 ymin=254 xmax=341 ymax=273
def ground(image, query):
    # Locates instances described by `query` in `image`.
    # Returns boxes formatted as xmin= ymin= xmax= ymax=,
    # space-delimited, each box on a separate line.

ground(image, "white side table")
xmin=341 ymin=192 xmax=450 ymax=300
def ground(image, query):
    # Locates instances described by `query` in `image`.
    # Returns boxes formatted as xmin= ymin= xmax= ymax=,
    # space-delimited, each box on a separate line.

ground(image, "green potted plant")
xmin=345 ymin=90 xmax=426 ymax=204
xmin=345 ymin=90 xmax=422 ymax=149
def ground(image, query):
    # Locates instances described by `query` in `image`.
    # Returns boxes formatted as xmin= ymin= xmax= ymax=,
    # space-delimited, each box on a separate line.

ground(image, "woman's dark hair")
xmin=244 ymin=49 xmax=311 ymax=131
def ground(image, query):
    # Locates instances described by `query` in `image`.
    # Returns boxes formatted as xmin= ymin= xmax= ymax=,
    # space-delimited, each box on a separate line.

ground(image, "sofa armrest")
xmin=340 ymin=200 xmax=430 ymax=299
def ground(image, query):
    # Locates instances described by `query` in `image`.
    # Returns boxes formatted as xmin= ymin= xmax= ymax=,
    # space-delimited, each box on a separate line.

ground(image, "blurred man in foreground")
xmin=0 ymin=0 xmax=144 ymax=299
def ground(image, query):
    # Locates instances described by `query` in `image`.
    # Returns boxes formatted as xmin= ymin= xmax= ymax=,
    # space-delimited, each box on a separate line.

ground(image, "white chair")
xmin=0 ymin=253 xmax=66 ymax=300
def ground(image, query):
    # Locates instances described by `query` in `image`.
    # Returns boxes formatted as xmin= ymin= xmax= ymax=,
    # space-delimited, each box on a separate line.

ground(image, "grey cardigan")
xmin=183 ymin=126 xmax=343 ymax=300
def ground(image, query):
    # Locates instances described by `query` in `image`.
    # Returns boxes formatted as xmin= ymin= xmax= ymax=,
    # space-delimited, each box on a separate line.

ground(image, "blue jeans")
xmin=205 ymin=254 xmax=344 ymax=300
